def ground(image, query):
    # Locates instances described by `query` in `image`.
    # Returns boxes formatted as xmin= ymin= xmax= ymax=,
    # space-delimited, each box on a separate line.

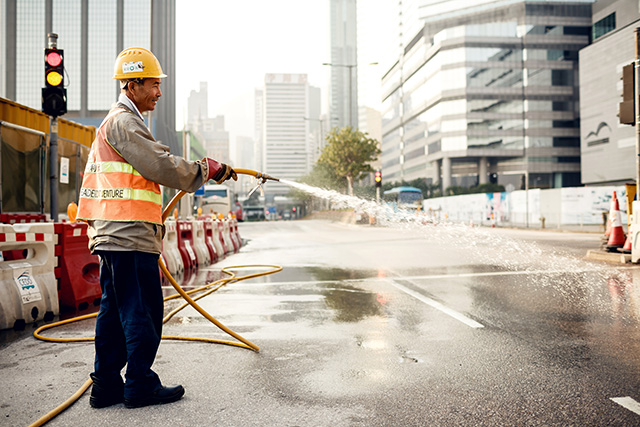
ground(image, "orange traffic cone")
xmin=606 ymin=191 xmax=626 ymax=251
xmin=621 ymin=230 xmax=632 ymax=254
xmin=605 ymin=198 xmax=614 ymax=237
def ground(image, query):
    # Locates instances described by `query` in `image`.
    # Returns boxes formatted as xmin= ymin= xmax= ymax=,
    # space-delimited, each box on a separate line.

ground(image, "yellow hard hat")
xmin=113 ymin=47 xmax=167 ymax=80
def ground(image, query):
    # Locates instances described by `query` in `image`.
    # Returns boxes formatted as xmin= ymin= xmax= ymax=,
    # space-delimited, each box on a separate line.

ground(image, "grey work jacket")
xmin=86 ymin=102 xmax=209 ymax=255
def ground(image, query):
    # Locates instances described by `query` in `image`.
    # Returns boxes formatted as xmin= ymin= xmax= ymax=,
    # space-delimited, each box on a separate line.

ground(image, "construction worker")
xmin=76 ymin=47 xmax=237 ymax=409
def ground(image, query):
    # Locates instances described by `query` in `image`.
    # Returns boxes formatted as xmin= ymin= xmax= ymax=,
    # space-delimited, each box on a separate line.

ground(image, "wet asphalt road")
xmin=3 ymin=219 xmax=640 ymax=426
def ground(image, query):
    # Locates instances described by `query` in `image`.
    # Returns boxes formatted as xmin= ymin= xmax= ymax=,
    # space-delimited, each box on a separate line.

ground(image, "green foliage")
xmin=317 ymin=126 xmax=381 ymax=194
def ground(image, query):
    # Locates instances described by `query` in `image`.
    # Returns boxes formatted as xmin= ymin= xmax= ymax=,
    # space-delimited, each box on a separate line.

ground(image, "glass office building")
xmin=1 ymin=0 xmax=178 ymax=153
xmin=381 ymin=0 xmax=592 ymax=191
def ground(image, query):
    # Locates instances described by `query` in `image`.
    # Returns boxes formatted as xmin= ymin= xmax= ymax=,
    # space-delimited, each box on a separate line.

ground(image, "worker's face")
xmin=130 ymin=78 xmax=162 ymax=113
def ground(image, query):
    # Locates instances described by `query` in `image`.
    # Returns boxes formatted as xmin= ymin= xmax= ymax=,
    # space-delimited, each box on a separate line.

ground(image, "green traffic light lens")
xmin=46 ymin=71 xmax=63 ymax=87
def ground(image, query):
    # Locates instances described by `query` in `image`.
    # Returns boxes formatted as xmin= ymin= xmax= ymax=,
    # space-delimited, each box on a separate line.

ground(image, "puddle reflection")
xmin=321 ymin=283 xmax=385 ymax=322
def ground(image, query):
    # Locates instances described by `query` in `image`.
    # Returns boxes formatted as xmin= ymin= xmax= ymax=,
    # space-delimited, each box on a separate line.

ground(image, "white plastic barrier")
xmin=221 ymin=220 xmax=234 ymax=254
xmin=0 ymin=223 xmax=58 ymax=330
xmin=190 ymin=220 xmax=211 ymax=267
xmin=209 ymin=220 xmax=225 ymax=260
xmin=162 ymin=220 xmax=184 ymax=277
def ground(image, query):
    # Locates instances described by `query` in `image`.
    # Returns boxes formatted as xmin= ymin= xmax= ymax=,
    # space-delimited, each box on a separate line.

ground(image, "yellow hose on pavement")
xmin=28 ymin=168 xmax=282 ymax=427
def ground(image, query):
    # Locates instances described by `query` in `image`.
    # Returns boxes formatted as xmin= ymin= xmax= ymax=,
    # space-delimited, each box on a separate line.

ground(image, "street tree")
xmin=317 ymin=126 xmax=381 ymax=196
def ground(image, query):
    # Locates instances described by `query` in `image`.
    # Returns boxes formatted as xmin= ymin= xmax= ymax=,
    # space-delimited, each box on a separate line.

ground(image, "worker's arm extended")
xmin=107 ymin=112 xmax=209 ymax=193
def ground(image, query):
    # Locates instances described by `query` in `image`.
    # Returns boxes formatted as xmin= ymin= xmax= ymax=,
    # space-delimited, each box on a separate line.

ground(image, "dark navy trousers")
xmin=92 ymin=251 xmax=163 ymax=399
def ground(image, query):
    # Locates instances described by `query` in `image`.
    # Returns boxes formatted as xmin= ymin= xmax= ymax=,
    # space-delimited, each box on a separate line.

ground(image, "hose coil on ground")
xmin=28 ymin=169 xmax=282 ymax=427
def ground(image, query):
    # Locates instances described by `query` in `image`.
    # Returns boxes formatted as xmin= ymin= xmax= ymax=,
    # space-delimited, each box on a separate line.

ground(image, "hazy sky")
xmin=175 ymin=1 xmax=331 ymax=139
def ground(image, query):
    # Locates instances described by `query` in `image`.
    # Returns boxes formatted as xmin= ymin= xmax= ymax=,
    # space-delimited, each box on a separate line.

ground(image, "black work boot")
xmin=124 ymin=384 xmax=185 ymax=409
xmin=89 ymin=374 xmax=124 ymax=408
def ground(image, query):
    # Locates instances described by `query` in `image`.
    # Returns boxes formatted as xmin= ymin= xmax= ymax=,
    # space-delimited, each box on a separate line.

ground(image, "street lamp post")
xmin=323 ymin=62 xmax=378 ymax=129
xmin=303 ymin=116 xmax=325 ymax=147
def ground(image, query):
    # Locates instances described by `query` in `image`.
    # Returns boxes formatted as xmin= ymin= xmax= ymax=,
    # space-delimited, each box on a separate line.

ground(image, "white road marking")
xmin=611 ymin=397 xmax=640 ymax=416
xmin=220 ymin=267 xmax=605 ymax=288
xmin=404 ymin=268 xmax=602 ymax=281
xmin=384 ymin=278 xmax=485 ymax=329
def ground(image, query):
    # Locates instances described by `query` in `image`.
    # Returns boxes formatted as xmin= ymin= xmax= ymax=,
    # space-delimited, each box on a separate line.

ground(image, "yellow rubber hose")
xmin=28 ymin=168 xmax=282 ymax=427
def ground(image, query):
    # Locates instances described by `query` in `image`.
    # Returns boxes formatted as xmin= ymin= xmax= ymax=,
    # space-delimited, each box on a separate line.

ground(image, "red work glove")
xmin=205 ymin=158 xmax=237 ymax=184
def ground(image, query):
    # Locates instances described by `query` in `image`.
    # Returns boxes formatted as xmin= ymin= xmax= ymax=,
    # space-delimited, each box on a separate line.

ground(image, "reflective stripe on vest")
xmin=77 ymin=108 xmax=162 ymax=224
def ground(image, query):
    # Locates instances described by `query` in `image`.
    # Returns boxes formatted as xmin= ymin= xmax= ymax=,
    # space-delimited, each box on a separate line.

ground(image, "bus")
xmin=199 ymin=184 xmax=234 ymax=217
xmin=383 ymin=186 xmax=423 ymax=211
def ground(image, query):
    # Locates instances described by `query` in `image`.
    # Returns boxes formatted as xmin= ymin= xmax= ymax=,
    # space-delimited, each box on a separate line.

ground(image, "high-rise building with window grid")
xmin=329 ymin=0 xmax=358 ymax=130
xmin=1 ymin=0 xmax=178 ymax=153
xmin=261 ymin=73 xmax=320 ymax=197
xmin=579 ymin=0 xmax=640 ymax=186
xmin=380 ymin=0 xmax=592 ymax=191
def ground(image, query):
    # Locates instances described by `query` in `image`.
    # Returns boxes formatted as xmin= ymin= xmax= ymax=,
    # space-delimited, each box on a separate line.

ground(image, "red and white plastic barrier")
xmin=177 ymin=221 xmax=198 ymax=271
xmin=230 ymin=218 xmax=242 ymax=250
xmin=216 ymin=220 xmax=229 ymax=255
xmin=0 ymin=213 xmax=47 ymax=225
xmin=161 ymin=220 xmax=184 ymax=278
xmin=203 ymin=220 xmax=220 ymax=264
xmin=190 ymin=220 xmax=211 ymax=267
xmin=54 ymin=222 xmax=101 ymax=311
xmin=0 ymin=223 xmax=58 ymax=330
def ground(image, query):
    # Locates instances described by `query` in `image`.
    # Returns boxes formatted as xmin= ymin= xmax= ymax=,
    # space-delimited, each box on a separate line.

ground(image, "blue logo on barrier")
xmin=17 ymin=272 xmax=35 ymax=290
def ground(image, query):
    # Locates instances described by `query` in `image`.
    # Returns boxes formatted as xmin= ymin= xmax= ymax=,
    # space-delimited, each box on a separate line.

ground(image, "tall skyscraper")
xmin=193 ymin=115 xmax=230 ymax=165
xmin=262 ymin=73 xmax=319 ymax=197
xmin=187 ymin=81 xmax=209 ymax=125
xmin=328 ymin=0 xmax=358 ymax=130
xmin=1 ymin=0 xmax=178 ymax=154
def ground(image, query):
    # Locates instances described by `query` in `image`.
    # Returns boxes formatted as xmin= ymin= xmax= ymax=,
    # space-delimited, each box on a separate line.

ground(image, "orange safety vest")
xmin=76 ymin=108 xmax=163 ymax=225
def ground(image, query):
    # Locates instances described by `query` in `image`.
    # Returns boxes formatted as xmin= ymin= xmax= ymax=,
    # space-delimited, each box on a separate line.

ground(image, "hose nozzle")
xmin=234 ymin=168 xmax=280 ymax=183
xmin=256 ymin=172 xmax=279 ymax=183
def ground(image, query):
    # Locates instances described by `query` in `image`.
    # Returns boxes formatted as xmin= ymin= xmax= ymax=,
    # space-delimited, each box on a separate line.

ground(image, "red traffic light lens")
xmin=46 ymin=51 xmax=62 ymax=67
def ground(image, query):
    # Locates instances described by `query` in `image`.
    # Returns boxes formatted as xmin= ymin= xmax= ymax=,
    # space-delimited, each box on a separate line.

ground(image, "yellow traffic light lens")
xmin=46 ymin=71 xmax=63 ymax=87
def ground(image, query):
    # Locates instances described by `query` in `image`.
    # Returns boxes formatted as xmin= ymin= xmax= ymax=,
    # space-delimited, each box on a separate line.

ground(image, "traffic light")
xmin=42 ymin=47 xmax=67 ymax=117
xmin=375 ymin=170 xmax=382 ymax=188
xmin=619 ymin=62 xmax=635 ymax=126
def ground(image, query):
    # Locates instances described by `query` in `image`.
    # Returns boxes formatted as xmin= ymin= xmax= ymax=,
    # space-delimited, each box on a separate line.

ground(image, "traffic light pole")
xmin=50 ymin=117 xmax=58 ymax=222
xmin=48 ymin=33 xmax=59 ymax=222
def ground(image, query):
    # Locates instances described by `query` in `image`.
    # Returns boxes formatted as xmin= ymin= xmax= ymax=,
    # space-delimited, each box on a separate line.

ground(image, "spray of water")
xmin=280 ymin=179 xmax=629 ymax=311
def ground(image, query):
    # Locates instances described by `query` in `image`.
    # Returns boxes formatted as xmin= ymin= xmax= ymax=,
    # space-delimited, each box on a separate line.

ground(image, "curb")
xmin=586 ymin=249 xmax=631 ymax=264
